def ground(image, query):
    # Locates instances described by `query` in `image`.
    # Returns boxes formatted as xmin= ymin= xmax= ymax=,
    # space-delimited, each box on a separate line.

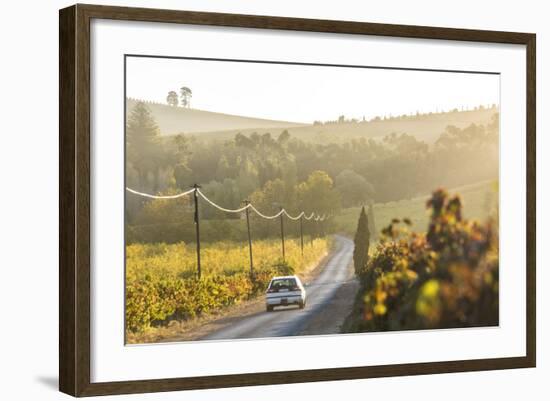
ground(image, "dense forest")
xmin=125 ymin=101 xmax=498 ymax=244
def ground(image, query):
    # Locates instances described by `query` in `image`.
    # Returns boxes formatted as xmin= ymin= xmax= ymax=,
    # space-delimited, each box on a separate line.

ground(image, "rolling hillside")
xmin=128 ymin=97 xmax=498 ymax=144
xmin=126 ymin=98 xmax=305 ymax=135
xmin=195 ymin=108 xmax=498 ymax=144
xmin=334 ymin=180 xmax=498 ymax=236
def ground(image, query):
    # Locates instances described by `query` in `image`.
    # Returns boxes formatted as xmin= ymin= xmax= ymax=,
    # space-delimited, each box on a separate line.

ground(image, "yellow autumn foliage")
xmin=126 ymin=238 xmax=329 ymax=333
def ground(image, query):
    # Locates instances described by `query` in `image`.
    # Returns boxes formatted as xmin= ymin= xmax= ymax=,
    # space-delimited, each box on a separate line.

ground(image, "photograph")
xmin=124 ymin=55 xmax=500 ymax=345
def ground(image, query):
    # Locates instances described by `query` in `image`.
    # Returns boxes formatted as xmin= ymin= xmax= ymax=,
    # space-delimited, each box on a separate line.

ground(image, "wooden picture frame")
xmin=59 ymin=3 xmax=536 ymax=397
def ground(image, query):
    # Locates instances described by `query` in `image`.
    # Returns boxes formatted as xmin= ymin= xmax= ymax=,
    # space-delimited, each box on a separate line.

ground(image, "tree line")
xmin=313 ymin=104 xmax=498 ymax=125
xmin=126 ymin=101 xmax=498 ymax=243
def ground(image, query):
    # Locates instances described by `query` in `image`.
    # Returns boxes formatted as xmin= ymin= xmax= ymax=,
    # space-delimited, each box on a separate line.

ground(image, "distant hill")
xmin=195 ymin=108 xmax=498 ymax=144
xmin=128 ymin=98 xmax=498 ymax=144
xmin=126 ymin=98 xmax=305 ymax=135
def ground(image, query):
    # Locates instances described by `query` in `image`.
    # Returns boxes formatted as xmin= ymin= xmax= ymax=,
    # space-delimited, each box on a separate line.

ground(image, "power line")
xmin=283 ymin=210 xmax=304 ymax=221
xmin=126 ymin=185 xmax=330 ymax=278
xmin=126 ymin=186 xmax=328 ymax=221
xmin=126 ymin=187 xmax=195 ymax=199
xmin=249 ymin=204 xmax=285 ymax=220
xmin=197 ymin=189 xmax=250 ymax=213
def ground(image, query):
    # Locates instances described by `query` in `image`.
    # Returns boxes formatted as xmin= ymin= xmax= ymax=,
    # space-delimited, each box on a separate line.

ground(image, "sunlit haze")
xmin=126 ymin=56 xmax=499 ymax=124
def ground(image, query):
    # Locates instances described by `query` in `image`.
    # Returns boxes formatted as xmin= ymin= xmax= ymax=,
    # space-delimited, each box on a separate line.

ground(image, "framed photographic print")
xmin=59 ymin=4 xmax=536 ymax=397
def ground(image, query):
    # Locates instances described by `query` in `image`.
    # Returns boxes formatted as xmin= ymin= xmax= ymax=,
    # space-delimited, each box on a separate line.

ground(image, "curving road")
xmin=202 ymin=235 xmax=355 ymax=341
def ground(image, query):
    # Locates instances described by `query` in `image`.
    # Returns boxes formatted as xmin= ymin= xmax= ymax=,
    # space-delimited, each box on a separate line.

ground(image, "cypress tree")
xmin=353 ymin=206 xmax=370 ymax=276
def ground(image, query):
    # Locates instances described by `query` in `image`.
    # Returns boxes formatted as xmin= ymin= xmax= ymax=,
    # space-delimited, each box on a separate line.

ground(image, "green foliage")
xmin=125 ymin=99 xmax=498 ymax=247
xmin=180 ymin=119 xmax=496 ymax=208
xmin=297 ymin=170 xmax=341 ymax=216
xmin=352 ymin=188 xmax=498 ymax=332
xmin=335 ymin=169 xmax=374 ymax=208
xmin=126 ymin=102 xmax=178 ymax=199
xmin=127 ymin=102 xmax=160 ymax=148
xmin=250 ymin=178 xmax=291 ymax=212
xmin=174 ymin=163 xmax=193 ymax=190
xmin=353 ymin=206 xmax=370 ymax=276
xmin=126 ymin=102 xmax=162 ymax=175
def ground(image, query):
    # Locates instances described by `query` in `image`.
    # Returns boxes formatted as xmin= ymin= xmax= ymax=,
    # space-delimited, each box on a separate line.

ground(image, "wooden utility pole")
xmin=244 ymin=200 xmax=254 ymax=277
xmin=299 ymin=215 xmax=304 ymax=256
xmin=279 ymin=207 xmax=285 ymax=260
xmin=309 ymin=219 xmax=314 ymax=246
xmin=193 ymin=183 xmax=201 ymax=279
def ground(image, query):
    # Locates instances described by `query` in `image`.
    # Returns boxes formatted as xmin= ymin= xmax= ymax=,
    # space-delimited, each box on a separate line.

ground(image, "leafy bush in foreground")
xmin=355 ymin=188 xmax=498 ymax=332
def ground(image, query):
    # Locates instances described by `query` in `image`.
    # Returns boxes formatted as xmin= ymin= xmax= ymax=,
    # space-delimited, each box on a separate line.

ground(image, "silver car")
xmin=265 ymin=275 xmax=306 ymax=312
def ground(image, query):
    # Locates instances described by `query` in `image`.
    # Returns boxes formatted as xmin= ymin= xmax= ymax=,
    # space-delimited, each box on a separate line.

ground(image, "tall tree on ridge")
xmin=166 ymin=90 xmax=178 ymax=107
xmin=179 ymin=86 xmax=193 ymax=108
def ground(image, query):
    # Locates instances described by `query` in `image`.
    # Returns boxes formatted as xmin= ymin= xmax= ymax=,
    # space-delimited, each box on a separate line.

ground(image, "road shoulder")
xmin=298 ymin=260 xmax=358 ymax=336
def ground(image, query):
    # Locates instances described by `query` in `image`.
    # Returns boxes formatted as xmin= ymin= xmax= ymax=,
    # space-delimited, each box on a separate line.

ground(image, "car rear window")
xmin=269 ymin=278 xmax=297 ymax=290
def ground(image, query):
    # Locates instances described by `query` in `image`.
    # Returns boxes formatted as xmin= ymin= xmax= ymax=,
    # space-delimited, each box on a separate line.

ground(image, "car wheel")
xmin=299 ymin=301 xmax=305 ymax=309
xmin=266 ymin=305 xmax=274 ymax=312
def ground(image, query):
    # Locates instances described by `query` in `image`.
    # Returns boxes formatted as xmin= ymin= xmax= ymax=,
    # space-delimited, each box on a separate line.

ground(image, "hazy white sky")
xmin=126 ymin=56 xmax=499 ymax=124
